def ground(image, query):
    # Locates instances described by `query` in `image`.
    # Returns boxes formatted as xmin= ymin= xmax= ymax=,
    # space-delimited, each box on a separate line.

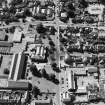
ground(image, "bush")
xmin=36 ymin=23 xmax=46 ymax=34
xmin=49 ymin=40 xmax=55 ymax=46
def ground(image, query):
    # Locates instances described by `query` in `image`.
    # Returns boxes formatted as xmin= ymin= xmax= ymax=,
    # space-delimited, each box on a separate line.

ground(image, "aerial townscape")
xmin=1 ymin=0 xmax=105 ymax=105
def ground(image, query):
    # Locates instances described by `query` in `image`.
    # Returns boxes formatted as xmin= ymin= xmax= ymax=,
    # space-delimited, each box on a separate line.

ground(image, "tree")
xmin=60 ymin=37 xmax=68 ymax=43
xmin=36 ymin=23 xmax=46 ymax=34
xmin=49 ymin=49 xmax=54 ymax=54
xmin=3 ymin=7 xmax=9 ymax=12
xmin=23 ymin=8 xmax=32 ymax=17
xmin=49 ymin=73 xmax=56 ymax=81
xmin=51 ymin=63 xmax=57 ymax=68
xmin=64 ymin=53 xmax=73 ymax=65
xmin=49 ymin=73 xmax=59 ymax=84
xmin=32 ymin=86 xmax=40 ymax=98
xmin=50 ymin=54 xmax=56 ymax=61
xmin=53 ymin=67 xmax=61 ymax=73
xmin=30 ymin=64 xmax=37 ymax=72
xmin=41 ymin=68 xmax=48 ymax=78
xmin=79 ymin=0 xmax=88 ymax=8
xmin=9 ymin=6 xmax=16 ymax=14
xmin=4 ymin=68 xmax=9 ymax=74
xmin=64 ymin=2 xmax=75 ymax=18
xmin=35 ymin=0 xmax=40 ymax=6
xmin=49 ymin=40 xmax=55 ymax=46
xmin=48 ymin=26 xmax=56 ymax=35
xmin=30 ymin=64 xmax=41 ymax=77
xmin=85 ymin=17 xmax=94 ymax=24
xmin=64 ymin=2 xmax=75 ymax=12
xmin=50 ymin=46 xmax=56 ymax=51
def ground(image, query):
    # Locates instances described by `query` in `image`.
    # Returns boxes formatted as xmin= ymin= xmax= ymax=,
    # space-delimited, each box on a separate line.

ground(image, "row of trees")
xmin=30 ymin=64 xmax=59 ymax=84
xmin=36 ymin=23 xmax=56 ymax=35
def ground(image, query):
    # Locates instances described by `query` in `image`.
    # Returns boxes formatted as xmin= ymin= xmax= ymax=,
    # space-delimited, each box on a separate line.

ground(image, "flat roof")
xmin=13 ymin=28 xmax=22 ymax=42
xmin=86 ymin=67 xmax=97 ymax=73
xmin=87 ymin=4 xmax=104 ymax=15
xmin=0 ymin=42 xmax=13 ymax=47
xmin=0 ymin=79 xmax=8 ymax=87
xmin=66 ymin=70 xmax=75 ymax=90
xmin=8 ymin=80 xmax=29 ymax=90
xmin=0 ymin=79 xmax=29 ymax=90
xmin=76 ymin=87 xmax=87 ymax=93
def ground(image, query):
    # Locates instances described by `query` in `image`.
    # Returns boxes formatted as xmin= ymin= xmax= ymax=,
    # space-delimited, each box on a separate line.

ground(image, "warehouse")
xmin=9 ymin=52 xmax=26 ymax=81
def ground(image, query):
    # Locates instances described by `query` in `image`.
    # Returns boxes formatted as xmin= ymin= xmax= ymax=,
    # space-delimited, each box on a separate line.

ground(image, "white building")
xmin=66 ymin=70 xmax=75 ymax=91
xmin=87 ymin=4 xmax=104 ymax=21
xmin=31 ymin=44 xmax=46 ymax=61
xmin=13 ymin=28 xmax=23 ymax=43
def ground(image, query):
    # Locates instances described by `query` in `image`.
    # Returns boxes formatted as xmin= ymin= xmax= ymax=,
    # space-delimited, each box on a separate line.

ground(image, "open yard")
xmin=0 ymin=55 xmax=12 ymax=76
xmin=31 ymin=63 xmax=59 ymax=92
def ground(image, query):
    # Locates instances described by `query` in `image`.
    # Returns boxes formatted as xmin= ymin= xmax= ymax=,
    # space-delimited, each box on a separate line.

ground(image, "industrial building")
xmin=9 ymin=52 xmax=26 ymax=81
